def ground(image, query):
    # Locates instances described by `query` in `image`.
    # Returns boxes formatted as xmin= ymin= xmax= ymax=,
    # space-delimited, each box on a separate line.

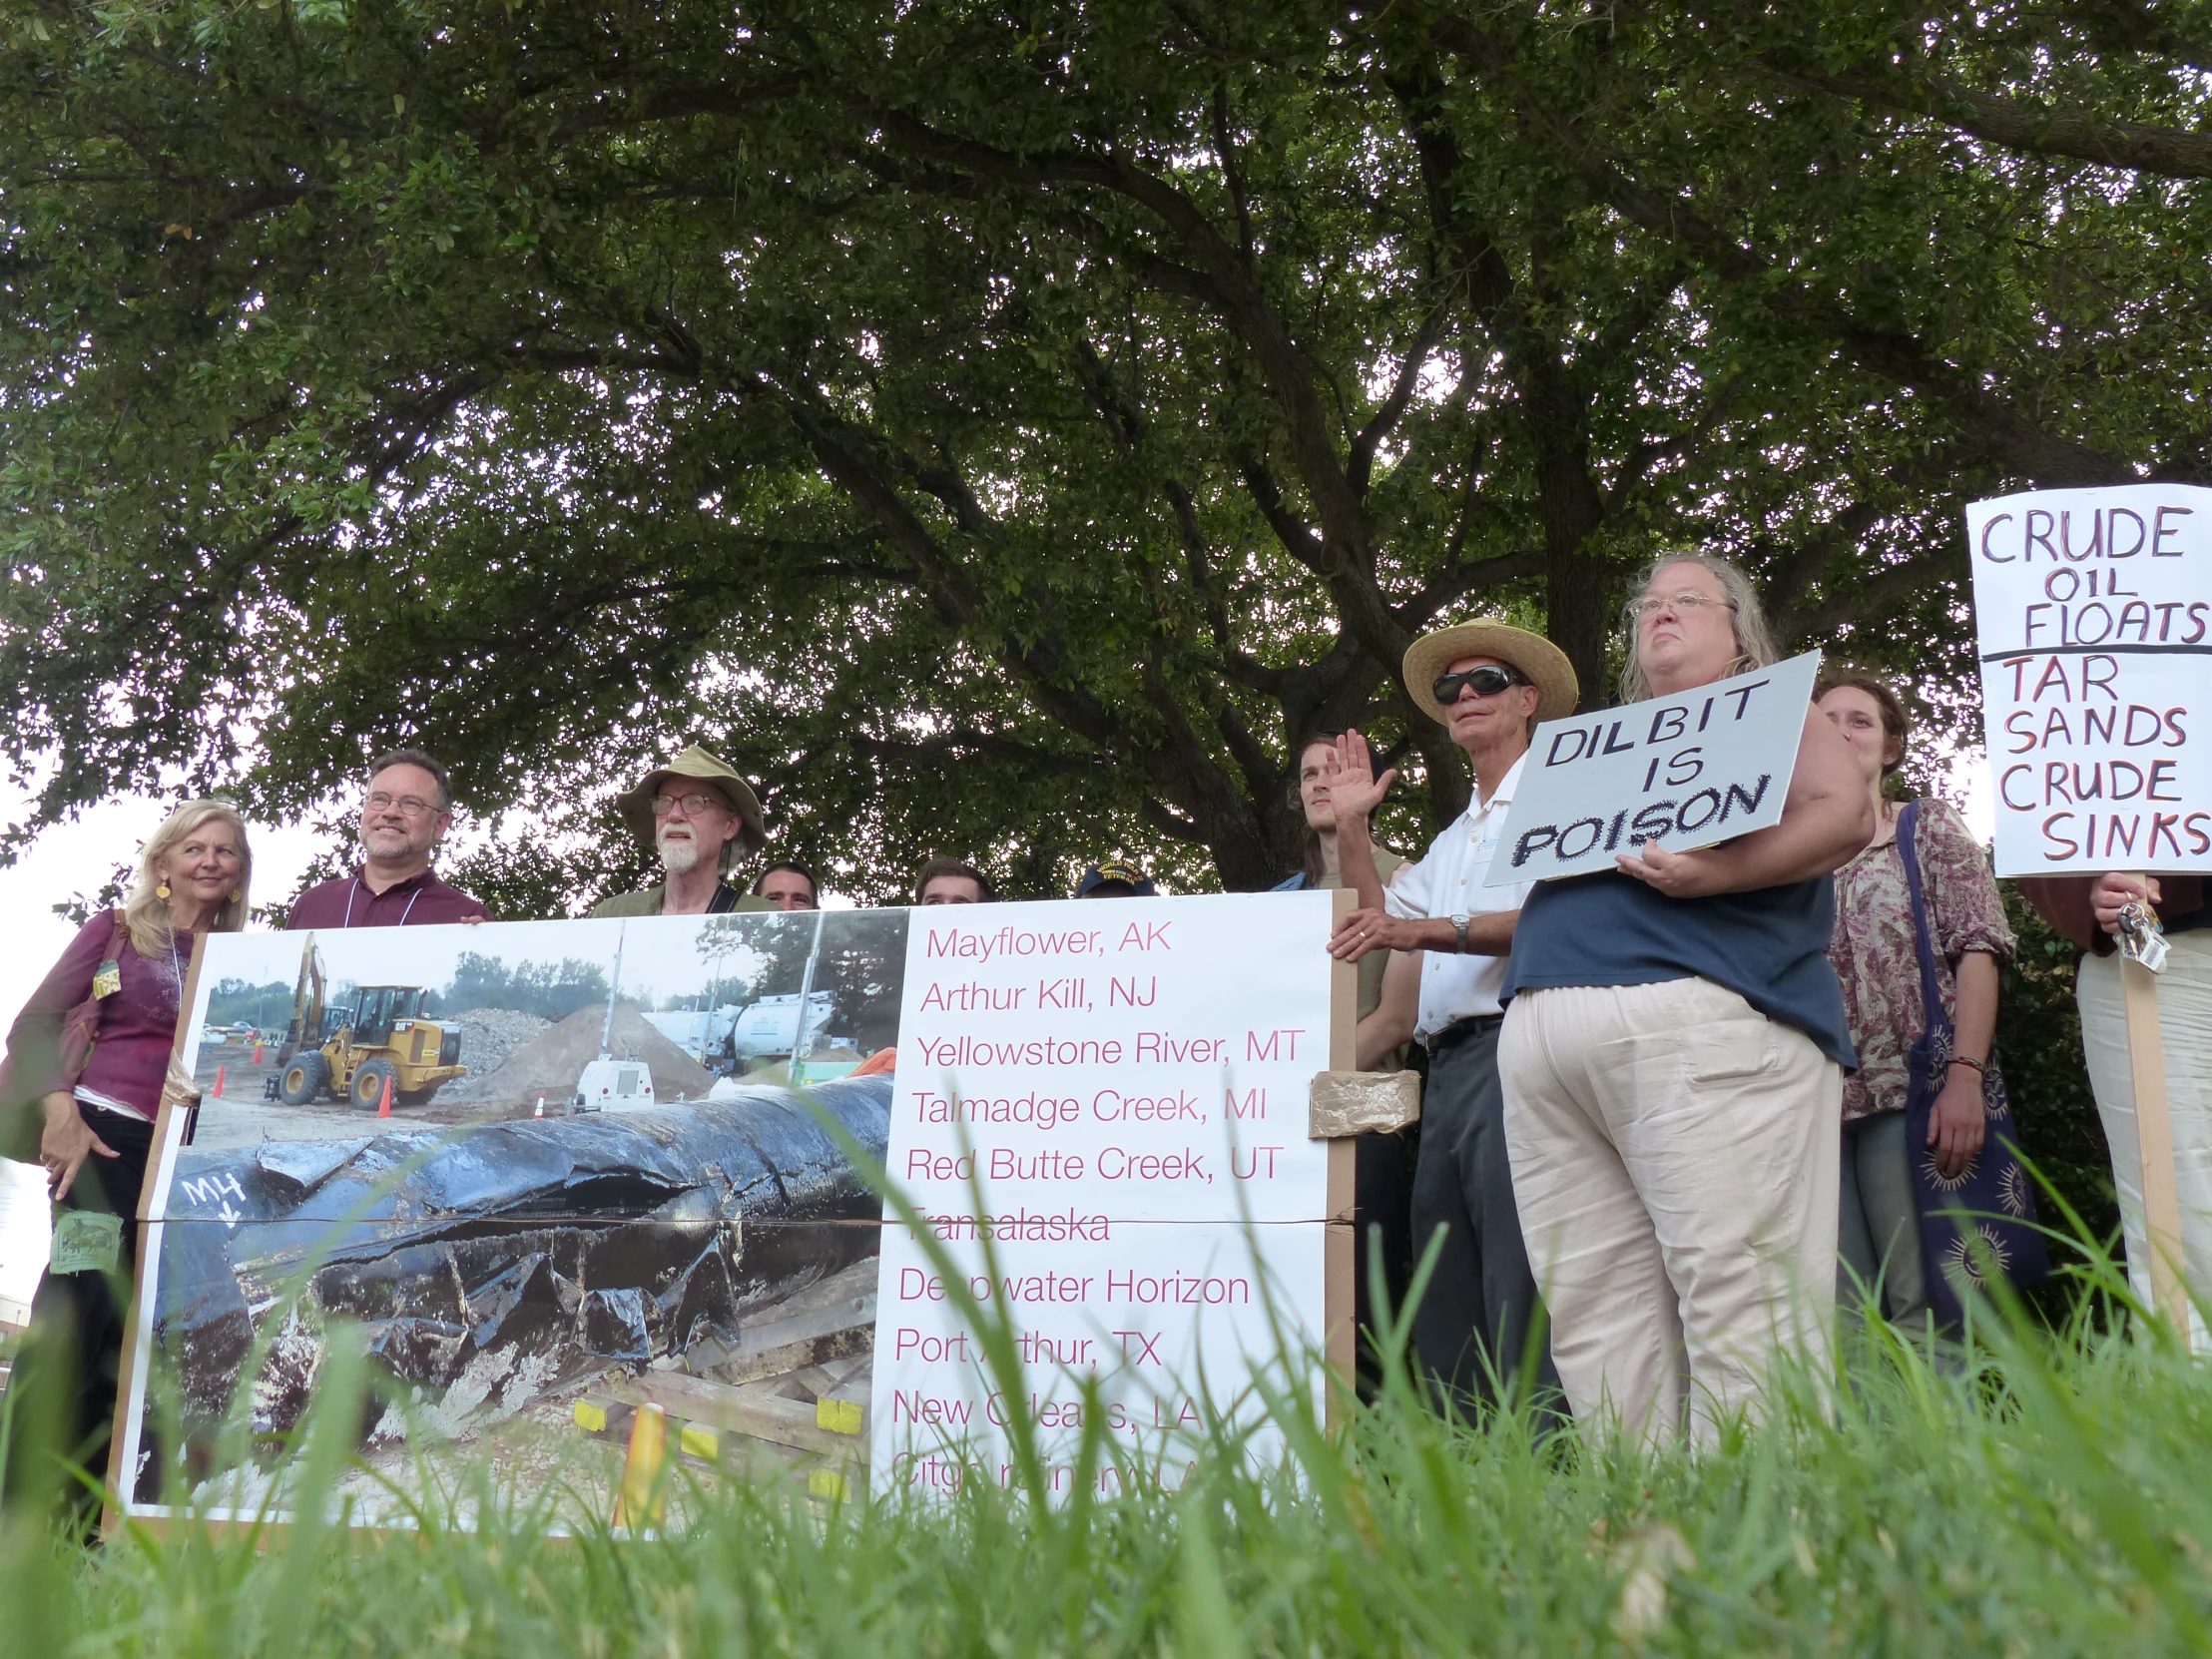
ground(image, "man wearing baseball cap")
xmin=1074 ymin=859 xmax=1156 ymax=898
xmin=590 ymin=745 xmax=778 ymax=917
xmin=1325 ymin=618 xmax=1576 ymax=1421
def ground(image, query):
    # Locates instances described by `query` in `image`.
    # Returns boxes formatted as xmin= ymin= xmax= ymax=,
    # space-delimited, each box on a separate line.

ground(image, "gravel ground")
xmin=437 ymin=1008 xmax=555 ymax=1099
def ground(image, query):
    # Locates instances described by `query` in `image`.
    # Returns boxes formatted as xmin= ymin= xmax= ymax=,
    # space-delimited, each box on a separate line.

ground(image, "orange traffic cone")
xmin=253 ymin=1041 xmax=265 ymax=1064
xmin=612 ymin=1401 xmax=667 ymax=1531
xmin=212 ymin=1064 xmax=226 ymax=1100
xmin=376 ymin=1073 xmax=393 ymax=1119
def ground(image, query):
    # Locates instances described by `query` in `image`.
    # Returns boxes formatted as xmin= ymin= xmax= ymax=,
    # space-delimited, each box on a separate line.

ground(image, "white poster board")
xmin=1967 ymin=484 xmax=2212 ymax=877
xmin=871 ymin=891 xmax=1337 ymax=1499
xmin=1483 ymin=650 xmax=1822 ymax=885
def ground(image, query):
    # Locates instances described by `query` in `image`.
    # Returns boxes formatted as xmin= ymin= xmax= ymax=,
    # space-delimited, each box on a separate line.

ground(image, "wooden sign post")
xmin=2120 ymin=945 xmax=2192 ymax=1334
xmin=1324 ymin=887 xmax=1359 ymax=1422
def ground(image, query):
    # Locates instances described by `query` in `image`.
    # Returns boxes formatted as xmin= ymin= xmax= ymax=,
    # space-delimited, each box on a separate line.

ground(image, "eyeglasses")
xmin=1635 ymin=591 xmax=1736 ymax=618
xmin=653 ymin=790 xmax=726 ymax=819
xmin=1432 ymin=665 xmax=1523 ymax=705
xmin=364 ymin=792 xmax=439 ymax=819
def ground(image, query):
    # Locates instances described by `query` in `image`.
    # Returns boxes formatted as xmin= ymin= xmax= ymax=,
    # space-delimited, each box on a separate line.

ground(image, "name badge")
xmin=92 ymin=959 xmax=123 ymax=1000
xmin=50 ymin=1209 xmax=124 ymax=1276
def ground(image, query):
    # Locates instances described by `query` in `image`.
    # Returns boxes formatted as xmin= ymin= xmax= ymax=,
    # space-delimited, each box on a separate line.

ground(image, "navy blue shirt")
xmin=1501 ymin=869 xmax=1857 ymax=1070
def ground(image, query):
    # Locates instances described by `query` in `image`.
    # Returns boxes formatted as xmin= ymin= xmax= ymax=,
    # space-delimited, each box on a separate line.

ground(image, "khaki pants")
xmin=2075 ymin=931 xmax=2212 ymax=1351
xmin=1500 ymin=977 xmax=1842 ymax=1446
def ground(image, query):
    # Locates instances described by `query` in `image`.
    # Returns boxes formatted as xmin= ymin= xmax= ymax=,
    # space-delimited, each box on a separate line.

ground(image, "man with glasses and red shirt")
xmin=1324 ymin=620 xmax=1578 ymax=1422
xmin=590 ymin=745 xmax=779 ymax=917
xmin=287 ymin=749 xmax=493 ymax=928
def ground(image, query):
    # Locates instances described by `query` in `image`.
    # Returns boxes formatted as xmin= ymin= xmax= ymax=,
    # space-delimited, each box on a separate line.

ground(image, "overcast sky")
xmin=0 ymin=787 xmax=329 ymax=1037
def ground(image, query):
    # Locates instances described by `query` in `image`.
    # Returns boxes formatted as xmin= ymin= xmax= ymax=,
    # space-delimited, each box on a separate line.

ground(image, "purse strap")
xmin=1896 ymin=800 xmax=1945 ymax=1036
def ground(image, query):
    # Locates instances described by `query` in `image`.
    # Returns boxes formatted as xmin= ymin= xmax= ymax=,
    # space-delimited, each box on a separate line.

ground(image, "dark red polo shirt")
xmin=285 ymin=868 xmax=492 ymax=929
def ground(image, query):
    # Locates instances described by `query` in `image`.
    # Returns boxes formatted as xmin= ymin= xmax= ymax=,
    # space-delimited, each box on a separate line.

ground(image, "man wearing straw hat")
xmin=1325 ymin=619 xmax=1577 ymax=1418
xmin=590 ymin=745 xmax=778 ymax=917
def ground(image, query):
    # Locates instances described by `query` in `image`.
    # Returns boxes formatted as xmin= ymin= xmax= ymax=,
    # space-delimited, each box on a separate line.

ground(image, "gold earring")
xmin=230 ymin=888 xmax=243 ymax=903
xmin=156 ymin=880 xmax=171 ymax=900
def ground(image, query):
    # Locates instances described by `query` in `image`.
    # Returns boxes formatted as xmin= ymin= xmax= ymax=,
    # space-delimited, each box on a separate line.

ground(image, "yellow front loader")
xmin=274 ymin=937 xmax=467 ymax=1110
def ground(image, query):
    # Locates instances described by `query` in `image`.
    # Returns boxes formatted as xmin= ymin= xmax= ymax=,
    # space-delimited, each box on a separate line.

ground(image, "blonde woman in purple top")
xmin=2 ymin=799 xmax=251 ymax=1519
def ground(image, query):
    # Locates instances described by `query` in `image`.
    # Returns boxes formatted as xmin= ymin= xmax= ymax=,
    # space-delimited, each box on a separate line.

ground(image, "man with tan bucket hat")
xmin=1325 ymin=617 xmax=1575 ymax=1421
xmin=590 ymin=745 xmax=778 ymax=918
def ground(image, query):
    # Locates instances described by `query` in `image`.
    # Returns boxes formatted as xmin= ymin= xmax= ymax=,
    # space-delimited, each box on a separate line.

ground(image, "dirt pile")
xmin=438 ymin=1009 xmax=553 ymax=1098
xmin=455 ymin=1002 xmax=716 ymax=1107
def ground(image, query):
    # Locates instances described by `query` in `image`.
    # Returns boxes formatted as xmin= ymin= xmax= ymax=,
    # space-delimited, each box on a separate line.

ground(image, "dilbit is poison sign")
xmin=1483 ymin=651 xmax=1823 ymax=886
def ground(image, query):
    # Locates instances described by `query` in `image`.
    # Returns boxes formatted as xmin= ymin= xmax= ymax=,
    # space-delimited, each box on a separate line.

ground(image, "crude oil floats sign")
xmin=1966 ymin=483 xmax=2212 ymax=876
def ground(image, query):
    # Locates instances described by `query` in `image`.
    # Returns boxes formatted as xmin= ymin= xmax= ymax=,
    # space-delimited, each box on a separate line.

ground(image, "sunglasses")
xmin=1432 ymin=665 xmax=1523 ymax=705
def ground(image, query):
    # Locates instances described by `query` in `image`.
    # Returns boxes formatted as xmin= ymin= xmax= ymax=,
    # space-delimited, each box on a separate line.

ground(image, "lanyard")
xmin=341 ymin=877 xmax=421 ymax=928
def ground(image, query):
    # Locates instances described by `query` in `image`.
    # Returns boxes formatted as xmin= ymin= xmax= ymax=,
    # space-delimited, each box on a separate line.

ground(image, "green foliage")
xmin=202 ymin=977 xmax=294 ymax=1032
xmin=437 ymin=951 xmax=610 ymax=1022
xmin=439 ymin=830 xmax=659 ymax=925
xmin=10 ymin=1248 xmax=2212 ymax=1651
xmin=3 ymin=3 xmax=2206 ymax=892
xmin=697 ymin=907 xmax=910 ymax=1051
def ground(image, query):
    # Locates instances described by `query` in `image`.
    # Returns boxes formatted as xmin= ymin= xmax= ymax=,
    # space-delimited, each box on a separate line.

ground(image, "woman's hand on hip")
xmin=1928 ymin=1070 xmax=1986 ymax=1179
xmin=40 ymin=1090 xmax=117 ymax=1203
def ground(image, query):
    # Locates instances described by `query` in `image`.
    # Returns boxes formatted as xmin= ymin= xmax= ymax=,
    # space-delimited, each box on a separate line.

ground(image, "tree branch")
xmin=1787 ymin=62 xmax=2212 ymax=180
xmin=1419 ymin=11 xmax=2139 ymax=489
xmin=1347 ymin=304 xmax=1448 ymax=501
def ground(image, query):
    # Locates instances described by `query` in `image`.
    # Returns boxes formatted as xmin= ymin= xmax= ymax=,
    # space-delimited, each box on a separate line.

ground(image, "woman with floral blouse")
xmin=1818 ymin=673 xmax=2014 ymax=1327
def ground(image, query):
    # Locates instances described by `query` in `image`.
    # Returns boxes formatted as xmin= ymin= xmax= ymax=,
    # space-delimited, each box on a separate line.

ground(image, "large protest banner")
xmin=1966 ymin=483 xmax=2212 ymax=877
xmin=107 ymin=894 xmax=1346 ymax=1527
xmin=1484 ymin=651 xmax=1823 ymax=886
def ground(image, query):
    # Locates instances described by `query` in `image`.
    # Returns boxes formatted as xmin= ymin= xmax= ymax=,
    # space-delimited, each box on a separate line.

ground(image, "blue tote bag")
xmin=1899 ymin=802 xmax=2050 ymax=1324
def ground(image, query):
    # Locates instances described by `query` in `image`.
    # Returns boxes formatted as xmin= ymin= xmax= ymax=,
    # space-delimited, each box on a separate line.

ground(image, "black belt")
xmin=1427 ymin=1012 xmax=1503 ymax=1051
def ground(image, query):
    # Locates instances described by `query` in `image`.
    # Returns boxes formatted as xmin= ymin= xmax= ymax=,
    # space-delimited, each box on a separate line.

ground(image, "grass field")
xmin=7 ymin=1229 xmax=2212 ymax=1659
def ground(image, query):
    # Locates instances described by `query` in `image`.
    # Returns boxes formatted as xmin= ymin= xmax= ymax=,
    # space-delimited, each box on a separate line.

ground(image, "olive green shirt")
xmin=587 ymin=882 xmax=779 ymax=918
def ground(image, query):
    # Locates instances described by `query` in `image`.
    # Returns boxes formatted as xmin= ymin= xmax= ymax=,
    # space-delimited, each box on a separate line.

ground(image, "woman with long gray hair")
xmin=1 ymin=800 xmax=252 ymax=1522
xmin=1497 ymin=553 xmax=1873 ymax=1445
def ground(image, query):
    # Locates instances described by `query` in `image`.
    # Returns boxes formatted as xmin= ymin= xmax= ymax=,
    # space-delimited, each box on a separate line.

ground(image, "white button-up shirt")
xmin=1384 ymin=752 xmax=1534 ymax=1040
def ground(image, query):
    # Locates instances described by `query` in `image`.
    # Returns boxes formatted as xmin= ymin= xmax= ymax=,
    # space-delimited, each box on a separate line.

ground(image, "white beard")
xmin=658 ymin=832 xmax=702 ymax=875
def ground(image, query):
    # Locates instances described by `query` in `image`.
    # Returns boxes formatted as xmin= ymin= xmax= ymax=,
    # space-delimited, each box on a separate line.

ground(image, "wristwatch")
xmin=1451 ymin=912 xmax=1471 ymax=954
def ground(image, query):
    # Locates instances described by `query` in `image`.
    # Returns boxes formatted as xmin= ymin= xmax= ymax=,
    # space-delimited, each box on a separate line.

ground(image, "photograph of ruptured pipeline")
xmin=119 ymin=905 xmax=909 ymax=1519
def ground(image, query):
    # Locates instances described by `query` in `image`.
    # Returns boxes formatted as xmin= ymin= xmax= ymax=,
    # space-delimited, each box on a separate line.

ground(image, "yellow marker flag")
xmin=612 ymin=1402 xmax=667 ymax=1530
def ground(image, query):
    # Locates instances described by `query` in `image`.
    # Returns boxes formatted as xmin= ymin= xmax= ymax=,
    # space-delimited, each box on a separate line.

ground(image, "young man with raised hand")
xmin=1325 ymin=620 xmax=1577 ymax=1420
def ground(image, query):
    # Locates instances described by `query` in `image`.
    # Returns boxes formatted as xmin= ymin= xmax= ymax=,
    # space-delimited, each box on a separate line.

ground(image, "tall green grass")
xmin=7 ymin=1224 xmax=2212 ymax=1656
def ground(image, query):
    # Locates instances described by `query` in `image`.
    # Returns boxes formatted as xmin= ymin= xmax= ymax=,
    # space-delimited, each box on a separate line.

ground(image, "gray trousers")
xmin=1837 ymin=1110 xmax=1931 ymax=1326
xmin=1411 ymin=1016 xmax=1563 ymax=1418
